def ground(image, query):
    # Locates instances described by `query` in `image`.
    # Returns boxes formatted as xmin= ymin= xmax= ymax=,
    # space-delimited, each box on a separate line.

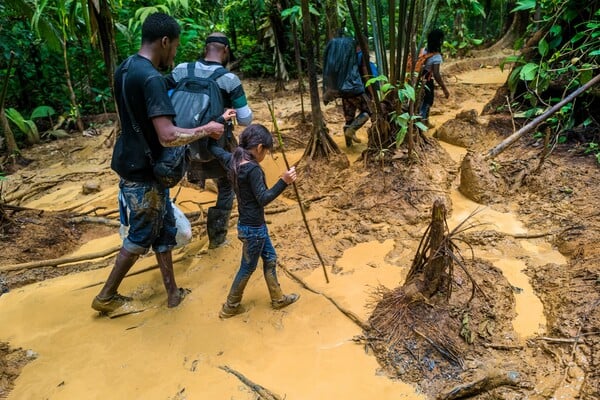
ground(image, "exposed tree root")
xmin=439 ymin=369 xmax=522 ymax=400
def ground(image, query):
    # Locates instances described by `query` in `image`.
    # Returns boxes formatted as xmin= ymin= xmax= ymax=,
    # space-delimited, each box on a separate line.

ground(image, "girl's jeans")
xmin=227 ymin=224 xmax=277 ymax=306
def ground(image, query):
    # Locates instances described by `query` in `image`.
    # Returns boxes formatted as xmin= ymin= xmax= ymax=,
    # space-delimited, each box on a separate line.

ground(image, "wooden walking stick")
xmin=266 ymin=100 xmax=330 ymax=283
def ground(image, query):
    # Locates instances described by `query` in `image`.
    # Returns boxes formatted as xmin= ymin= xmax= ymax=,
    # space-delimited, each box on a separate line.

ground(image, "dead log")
xmin=486 ymin=73 xmax=600 ymax=159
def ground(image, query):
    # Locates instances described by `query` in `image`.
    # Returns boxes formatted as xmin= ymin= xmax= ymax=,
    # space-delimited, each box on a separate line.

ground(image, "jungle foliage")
xmin=0 ymin=0 xmax=598 ymax=157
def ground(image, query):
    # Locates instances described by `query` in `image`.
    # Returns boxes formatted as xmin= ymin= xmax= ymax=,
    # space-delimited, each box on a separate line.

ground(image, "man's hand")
xmin=200 ymin=121 xmax=225 ymax=140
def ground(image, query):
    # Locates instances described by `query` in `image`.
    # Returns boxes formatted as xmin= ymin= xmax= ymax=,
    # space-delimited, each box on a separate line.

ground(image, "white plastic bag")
xmin=172 ymin=201 xmax=192 ymax=247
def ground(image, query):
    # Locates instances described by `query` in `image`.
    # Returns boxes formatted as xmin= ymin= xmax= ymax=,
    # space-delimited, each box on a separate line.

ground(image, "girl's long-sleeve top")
xmin=210 ymin=144 xmax=288 ymax=226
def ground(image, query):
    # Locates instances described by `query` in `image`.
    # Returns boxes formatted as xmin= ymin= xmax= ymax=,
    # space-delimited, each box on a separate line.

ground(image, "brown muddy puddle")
xmin=0 ymin=66 xmax=565 ymax=399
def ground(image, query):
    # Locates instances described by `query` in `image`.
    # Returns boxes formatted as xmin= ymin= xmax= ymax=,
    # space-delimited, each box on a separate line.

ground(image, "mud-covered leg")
xmin=155 ymin=251 xmax=188 ymax=308
xmin=263 ymin=260 xmax=299 ymax=310
xmin=92 ymin=247 xmax=138 ymax=313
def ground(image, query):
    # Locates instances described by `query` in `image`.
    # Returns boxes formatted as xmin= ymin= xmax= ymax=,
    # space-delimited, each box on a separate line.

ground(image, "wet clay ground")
xmin=1 ymin=54 xmax=599 ymax=399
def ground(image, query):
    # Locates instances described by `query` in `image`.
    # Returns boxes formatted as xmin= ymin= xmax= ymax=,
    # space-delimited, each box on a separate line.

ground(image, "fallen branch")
xmin=536 ymin=336 xmax=578 ymax=344
xmin=219 ymin=365 xmax=283 ymax=400
xmin=68 ymin=216 xmax=120 ymax=226
xmin=4 ymin=182 xmax=60 ymax=204
xmin=279 ymin=261 xmax=369 ymax=330
xmin=511 ymin=225 xmax=583 ymax=239
xmin=1 ymin=244 xmax=121 ymax=272
xmin=482 ymin=343 xmax=524 ymax=351
xmin=486 ymin=73 xmax=600 ymax=159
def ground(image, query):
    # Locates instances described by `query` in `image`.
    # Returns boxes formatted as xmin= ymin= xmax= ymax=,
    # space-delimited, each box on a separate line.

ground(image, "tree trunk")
xmin=423 ymin=200 xmax=447 ymax=297
xmin=62 ymin=33 xmax=84 ymax=133
xmin=0 ymin=51 xmax=19 ymax=159
xmin=405 ymin=199 xmax=449 ymax=298
xmin=325 ymin=0 xmax=339 ymax=40
xmin=291 ymin=23 xmax=306 ymax=123
xmin=89 ymin=0 xmax=118 ymax=131
xmin=300 ymin=0 xmax=340 ymax=160
xmin=469 ymin=11 xmax=528 ymax=57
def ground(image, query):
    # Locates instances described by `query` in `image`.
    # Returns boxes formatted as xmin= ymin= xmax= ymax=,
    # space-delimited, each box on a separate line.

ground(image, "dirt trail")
xmin=2 ymin=56 xmax=600 ymax=399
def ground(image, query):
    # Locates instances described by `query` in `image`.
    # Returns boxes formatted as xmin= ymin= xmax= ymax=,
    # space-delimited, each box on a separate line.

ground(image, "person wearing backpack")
xmin=91 ymin=13 xmax=228 ymax=314
xmin=342 ymin=42 xmax=379 ymax=147
xmin=169 ymin=32 xmax=253 ymax=250
xmin=322 ymin=35 xmax=377 ymax=148
xmin=419 ymin=28 xmax=450 ymax=128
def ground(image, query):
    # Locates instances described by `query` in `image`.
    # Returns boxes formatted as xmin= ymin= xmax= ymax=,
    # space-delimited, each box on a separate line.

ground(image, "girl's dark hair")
xmin=229 ymin=124 xmax=274 ymax=192
xmin=426 ymin=28 xmax=444 ymax=53
xmin=141 ymin=13 xmax=180 ymax=44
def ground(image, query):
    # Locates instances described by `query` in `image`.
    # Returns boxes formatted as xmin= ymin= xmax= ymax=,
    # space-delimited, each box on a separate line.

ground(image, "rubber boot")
xmin=343 ymin=125 xmax=355 ymax=148
xmin=353 ymin=112 xmax=370 ymax=131
xmin=264 ymin=261 xmax=299 ymax=310
xmin=92 ymin=247 xmax=138 ymax=313
xmin=219 ymin=275 xmax=250 ymax=319
xmin=207 ymin=207 xmax=232 ymax=249
xmin=155 ymin=251 xmax=187 ymax=308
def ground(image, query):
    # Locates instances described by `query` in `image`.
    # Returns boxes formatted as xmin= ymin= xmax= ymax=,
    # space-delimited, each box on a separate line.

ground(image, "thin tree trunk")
xmin=325 ymin=0 xmax=339 ymax=40
xmin=291 ymin=23 xmax=306 ymax=123
xmin=89 ymin=0 xmax=118 ymax=131
xmin=0 ymin=51 xmax=19 ymax=159
xmin=62 ymin=34 xmax=84 ymax=133
xmin=300 ymin=0 xmax=340 ymax=160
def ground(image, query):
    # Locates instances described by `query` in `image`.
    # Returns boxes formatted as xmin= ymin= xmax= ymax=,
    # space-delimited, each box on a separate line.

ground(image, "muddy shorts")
xmin=342 ymin=94 xmax=370 ymax=124
xmin=118 ymin=179 xmax=177 ymax=254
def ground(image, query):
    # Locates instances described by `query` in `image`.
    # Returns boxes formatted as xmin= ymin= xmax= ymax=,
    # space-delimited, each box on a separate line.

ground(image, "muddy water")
xmin=431 ymin=67 xmax=566 ymax=340
xmin=0 ymin=67 xmax=564 ymax=399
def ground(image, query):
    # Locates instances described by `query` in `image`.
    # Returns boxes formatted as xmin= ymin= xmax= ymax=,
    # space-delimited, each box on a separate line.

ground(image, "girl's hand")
xmin=282 ymin=166 xmax=297 ymax=185
xmin=222 ymin=108 xmax=236 ymax=121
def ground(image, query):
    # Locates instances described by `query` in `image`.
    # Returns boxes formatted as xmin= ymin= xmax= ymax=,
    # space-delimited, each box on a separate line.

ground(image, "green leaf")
xmin=31 ymin=106 xmax=56 ymax=119
xmin=590 ymin=49 xmax=600 ymax=56
xmin=550 ymin=25 xmax=562 ymax=36
xmin=415 ymin=121 xmax=428 ymax=131
xmin=400 ymin=84 xmax=415 ymax=102
xmin=508 ymin=67 xmax=521 ymax=93
xmin=538 ymin=39 xmax=549 ymax=57
xmin=519 ymin=63 xmax=538 ymax=81
xmin=512 ymin=0 xmax=536 ymax=12
xmin=5 ymin=108 xmax=28 ymax=133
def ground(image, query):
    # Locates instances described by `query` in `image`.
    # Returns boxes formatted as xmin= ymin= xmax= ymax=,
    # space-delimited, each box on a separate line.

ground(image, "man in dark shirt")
xmin=92 ymin=13 xmax=226 ymax=314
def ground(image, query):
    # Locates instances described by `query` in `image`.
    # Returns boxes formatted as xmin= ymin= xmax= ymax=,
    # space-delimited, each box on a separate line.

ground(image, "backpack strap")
xmin=120 ymin=55 xmax=154 ymax=164
xmin=184 ymin=62 xmax=229 ymax=82
xmin=208 ymin=66 xmax=229 ymax=81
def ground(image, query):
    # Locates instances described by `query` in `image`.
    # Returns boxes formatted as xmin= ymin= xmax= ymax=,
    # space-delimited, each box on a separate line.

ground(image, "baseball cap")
xmin=205 ymin=35 xmax=236 ymax=62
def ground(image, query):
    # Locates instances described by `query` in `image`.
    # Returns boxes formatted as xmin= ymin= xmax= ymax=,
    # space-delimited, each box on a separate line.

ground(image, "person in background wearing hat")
xmin=170 ymin=32 xmax=253 ymax=250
